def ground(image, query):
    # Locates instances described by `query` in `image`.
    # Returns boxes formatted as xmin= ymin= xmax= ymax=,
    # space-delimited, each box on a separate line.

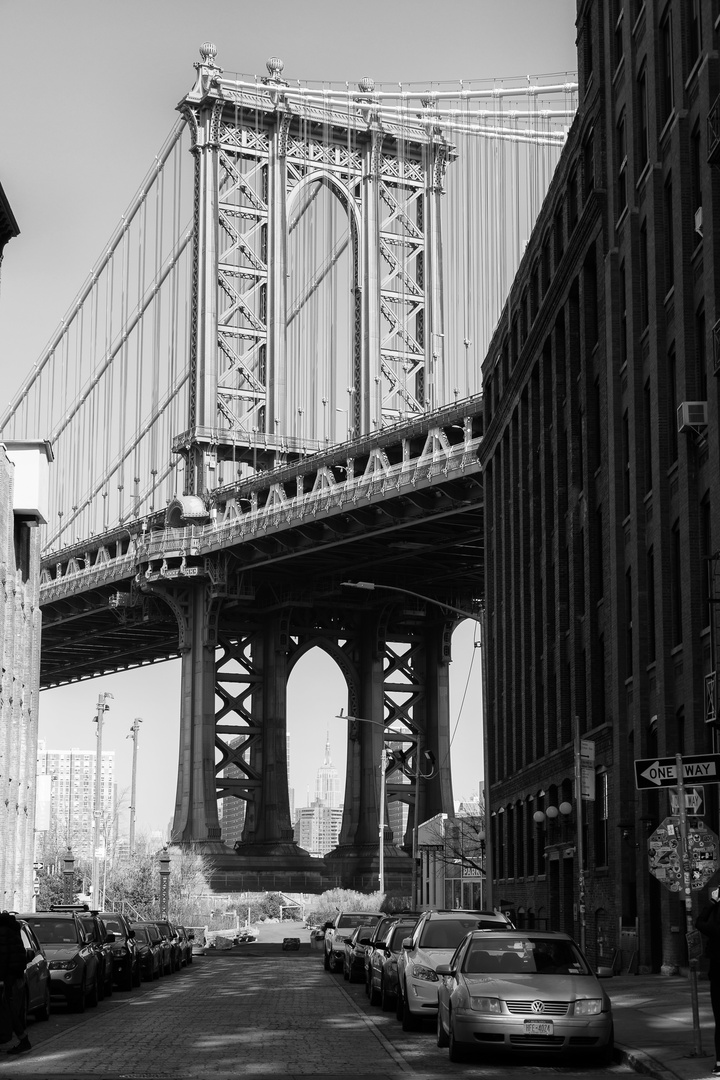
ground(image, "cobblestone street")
xmin=0 ymin=948 xmax=631 ymax=1080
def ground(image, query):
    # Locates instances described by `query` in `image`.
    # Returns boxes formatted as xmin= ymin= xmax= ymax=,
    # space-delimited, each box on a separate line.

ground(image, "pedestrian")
xmin=0 ymin=911 xmax=31 ymax=1055
xmin=696 ymin=886 xmax=720 ymax=1075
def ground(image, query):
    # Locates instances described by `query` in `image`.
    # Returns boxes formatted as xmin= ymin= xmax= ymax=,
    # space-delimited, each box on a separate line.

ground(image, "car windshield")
xmin=78 ymin=917 xmax=98 ymax=940
xmin=337 ymin=914 xmax=377 ymax=929
xmin=419 ymin=918 xmax=488 ymax=950
xmin=462 ymin=936 xmax=591 ymax=976
xmin=28 ymin=918 xmax=78 ymax=944
xmin=101 ymin=917 xmax=126 ymax=938
xmin=133 ymin=928 xmax=149 ymax=943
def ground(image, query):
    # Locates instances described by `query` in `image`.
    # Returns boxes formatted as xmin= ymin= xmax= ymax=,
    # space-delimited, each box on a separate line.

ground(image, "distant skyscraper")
xmin=219 ymin=735 xmax=246 ymax=846
xmin=36 ymin=740 xmax=116 ymax=859
xmin=315 ymin=733 xmax=340 ymax=808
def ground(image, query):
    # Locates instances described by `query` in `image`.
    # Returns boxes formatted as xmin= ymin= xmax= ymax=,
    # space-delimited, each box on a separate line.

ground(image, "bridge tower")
xmin=165 ymin=46 xmax=457 ymax=888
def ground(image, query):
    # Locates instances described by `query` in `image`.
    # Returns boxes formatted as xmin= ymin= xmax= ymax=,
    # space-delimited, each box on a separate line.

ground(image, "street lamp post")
xmin=127 ymin=718 xmax=142 ymax=855
xmin=62 ymin=848 xmax=75 ymax=904
xmin=158 ymin=847 xmax=171 ymax=919
xmin=91 ymin=692 xmax=113 ymax=907
xmin=336 ymin=711 xmax=388 ymax=894
xmin=341 ymin=581 xmax=488 ymax=907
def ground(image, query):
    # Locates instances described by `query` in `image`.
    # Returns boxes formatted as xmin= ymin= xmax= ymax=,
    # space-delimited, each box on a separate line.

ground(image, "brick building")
xmin=480 ymin=0 xmax=720 ymax=972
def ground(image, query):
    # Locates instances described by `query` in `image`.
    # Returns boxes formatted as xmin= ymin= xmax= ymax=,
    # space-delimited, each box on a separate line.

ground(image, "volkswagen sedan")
xmin=435 ymin=930 xmax=613 ymax=1064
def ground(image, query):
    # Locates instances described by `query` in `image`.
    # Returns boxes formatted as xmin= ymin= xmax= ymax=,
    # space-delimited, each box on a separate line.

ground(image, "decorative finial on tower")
xmin=189 ymin=42 xmax=223 ymax=100
xmin=266 ymin=56 xmax=285 ymax=79
xmin=357 ymin=77 xmax=375 ymax=94
xmin=199 ymin=42 xmax=218 ymax=65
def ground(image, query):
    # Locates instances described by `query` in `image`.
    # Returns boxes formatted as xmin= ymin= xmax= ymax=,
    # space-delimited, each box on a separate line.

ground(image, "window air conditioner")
xmin=677 ymin=401 xmax=708 ymax=432
xmin=695 ymin=206 xmax=703 ymax=238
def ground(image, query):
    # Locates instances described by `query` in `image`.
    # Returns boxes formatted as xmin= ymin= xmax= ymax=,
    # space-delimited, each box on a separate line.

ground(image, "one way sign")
xmin=634 ymin=754 xmax=720 ymax=789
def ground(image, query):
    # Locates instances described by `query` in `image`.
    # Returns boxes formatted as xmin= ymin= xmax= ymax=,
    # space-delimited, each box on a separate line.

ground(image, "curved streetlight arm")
xmin=342 ymin=581 xmax=478 ymax=621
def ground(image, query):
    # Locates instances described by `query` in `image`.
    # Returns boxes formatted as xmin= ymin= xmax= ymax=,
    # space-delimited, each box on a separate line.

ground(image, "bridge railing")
xmin=40 ymin=432 xmax=482 ymax=598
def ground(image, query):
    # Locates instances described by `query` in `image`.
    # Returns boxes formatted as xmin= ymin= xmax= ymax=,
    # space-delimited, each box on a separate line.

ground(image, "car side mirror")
xmin=401 ymin=937 xmax=412 ymax=949
xmin=106 ymin=932 xmax=115 ymax=943
xmin=596 ymin=966 xmax=613 ymax=978
xmin=128 ymin=929 xmax=136 ymax=938
xmin=435 ymin=964 xmax=453 ymax=976
xmin=25 ymin=947 xmax=35 ymax=963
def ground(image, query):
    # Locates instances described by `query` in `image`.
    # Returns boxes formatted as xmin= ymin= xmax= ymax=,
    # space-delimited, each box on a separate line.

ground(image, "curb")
xmin=616 ymin=1042 xmax=704 ymax=1080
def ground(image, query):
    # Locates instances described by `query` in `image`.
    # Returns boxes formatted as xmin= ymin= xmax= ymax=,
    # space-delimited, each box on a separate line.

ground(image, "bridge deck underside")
xmin=39 ymin=471 xmax=483 ymax=686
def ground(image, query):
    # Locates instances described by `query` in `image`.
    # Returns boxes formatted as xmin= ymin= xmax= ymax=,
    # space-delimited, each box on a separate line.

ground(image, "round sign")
xmin=648 ymin=817 xmax=719 ymax=892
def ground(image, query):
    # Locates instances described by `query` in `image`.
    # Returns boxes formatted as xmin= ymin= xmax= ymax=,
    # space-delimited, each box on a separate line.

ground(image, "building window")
xmin=617 ymin=110 xmax=627 ymax=218
xmin=667 ymin=345 xmax=678 ymax=463
xmin=664 ymin=173 xmax=674 ymax=291
xmin=639 ymin=220 xmax=649 ymax=329
xmin=595 ymin=771 xmax=609 ymax=867
xmin=660 ymin=7 xmax=675 ymax=127
xmin=637 ymin=66 xmax=649 ymax=171
xmin=691 ymin=124 xmax=702 ymax=242
xmin=647 ymin=545 xmax=656 ymax=662
xmin=688 ymin=0 xmax=702 ymax=71
xmin=696 ymin=304 xmax=707 ymax=401
xmin=613 ymin=2 xmax=625 ymax=70
xmin=672 ymin=520 xmax=683 ymax=646
xmin=643 ymin=379 xmax=653 ymax=494
xmin=625 ymin=567 xmax=634 ymax=676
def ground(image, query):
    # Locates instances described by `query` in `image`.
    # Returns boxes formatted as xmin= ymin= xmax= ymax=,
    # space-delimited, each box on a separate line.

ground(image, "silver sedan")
xmin=436 ymin=930 xmax=614 ymax=1064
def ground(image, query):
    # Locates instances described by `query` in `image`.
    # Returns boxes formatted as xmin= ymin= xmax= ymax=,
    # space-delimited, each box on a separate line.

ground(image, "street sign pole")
xmin=675 ymin=753 xmax=703 ymax=1057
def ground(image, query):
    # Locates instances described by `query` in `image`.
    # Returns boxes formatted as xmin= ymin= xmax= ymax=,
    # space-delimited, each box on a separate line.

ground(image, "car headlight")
xmin=48 ymin=958 xmax=79 ymax=971
xmin=469 ymin=996 xmax=502 ymax=1013
xmin=411 ymin=965 xmax=439 ymax=982
xmin=574 ymin=999 xmax=602 ymax=1015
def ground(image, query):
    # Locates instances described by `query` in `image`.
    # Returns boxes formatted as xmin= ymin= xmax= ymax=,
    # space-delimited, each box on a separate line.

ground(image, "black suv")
xmin=18 ymin=909 xmax=100 ymax=1012
xmin=97 ymin=911 xmax=140 ymax=990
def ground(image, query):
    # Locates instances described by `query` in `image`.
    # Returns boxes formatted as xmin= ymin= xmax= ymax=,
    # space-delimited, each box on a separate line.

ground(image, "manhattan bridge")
xmin=1 ymin=45 xmax=577 ymax=891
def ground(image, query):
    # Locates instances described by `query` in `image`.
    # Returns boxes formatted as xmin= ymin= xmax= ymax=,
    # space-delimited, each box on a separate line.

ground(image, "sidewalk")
xmin=612 ymin=972 xmax=716 ymax=1080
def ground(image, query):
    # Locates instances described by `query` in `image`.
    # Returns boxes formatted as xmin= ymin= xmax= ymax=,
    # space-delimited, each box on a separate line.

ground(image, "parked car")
xmin=342 ymin=924 xmax=376 ymax=982
xmin=367 ymin=917 xmax=420 ymax=1009
xmin=130 ymin=923 xmax=162 ymax=981
xmin=148 ymin=921 xmax=174 ymax=974
xmin=364 ymin=912 xmax=420 ymax=996
xmin=97 ymin=910 xmax=141 ymax=990
xmin=76 ymin=911 xmax=114 ymax=1000
xmin=18 ymin=910 xmax=100 ymax=1012
xmin=15 ymin=917 xmax=51 ymax=1022
xmin=176 ymin=926 xmax=194 ymax=966
xmin=435 ymin=929 xmax=614 ymax=1064
xmin=154 ymin=920 xmax=181 ymax=972
xmin=323 ymin=911 xmax=382 ymax=974
xmin=395 ymin=909 xmax=514 ymax=1030
xmin=187 ymin=926 xmax=206 ymax=955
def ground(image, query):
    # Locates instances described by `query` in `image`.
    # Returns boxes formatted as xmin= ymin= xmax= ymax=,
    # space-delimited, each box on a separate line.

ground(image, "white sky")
xmin=0 ymin=0 xmax=577 ymax=836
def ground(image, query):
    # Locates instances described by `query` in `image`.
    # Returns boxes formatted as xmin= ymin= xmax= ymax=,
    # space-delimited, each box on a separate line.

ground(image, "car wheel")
xmin=436 ymin=1008 xmax=449 ymax=1048
xmin=105 ymin=972 xmax=113 ymax=997
xmin=122 ymin=964 xmax=134 ymax=991
xmin=343 ymin=959 xmax=350 ymax=981
xmin=395 ymin=984 xmax=404 ymax=1021
xmin=448 ymin=1013 xmax=466 ymax=1062
xmin=369 ymin=976 xmax=381 ymax=1006
xmin=71 ymin=980 xmax=86 ymax=1013
xmin=87 ymin=975 xmax=99 ymax=1009
xmin=133 ymin=961 xmax=142 ymax=987
xmin=97 ymin=964 xmax=105 ymax=1001
xmin=328 ymin=951 xmax=340 ymax=974
xmin=323 ymin=948 xmax=330 ymax=970
xmin=34 ymin=983 xmax=51 ymax=1022
xmin=401 ymin=987 xmax=417 ymax=1032
xmin=380 ymin=977 xmax=393 ymax=1012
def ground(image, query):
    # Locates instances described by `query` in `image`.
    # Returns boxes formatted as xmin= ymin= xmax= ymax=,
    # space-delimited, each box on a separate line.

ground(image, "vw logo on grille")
xmin=531 ymin=1000 xmax=545 ymax=1013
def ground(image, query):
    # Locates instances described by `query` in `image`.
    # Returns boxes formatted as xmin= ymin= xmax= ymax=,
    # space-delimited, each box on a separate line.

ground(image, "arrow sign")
xmin=635 ymin=754 xmax=720 ymax=789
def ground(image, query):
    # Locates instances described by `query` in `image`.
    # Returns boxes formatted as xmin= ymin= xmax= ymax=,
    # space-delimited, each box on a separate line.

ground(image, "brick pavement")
xmin=0 ymin=953 xmax=414 ymax=1080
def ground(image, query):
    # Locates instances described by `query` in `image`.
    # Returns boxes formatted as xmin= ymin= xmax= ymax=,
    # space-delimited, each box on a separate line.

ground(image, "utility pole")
xmin=91 ymin=692 xmax=113 ymax=906
xmin=127 ymin=718 xmax=142 ymax=855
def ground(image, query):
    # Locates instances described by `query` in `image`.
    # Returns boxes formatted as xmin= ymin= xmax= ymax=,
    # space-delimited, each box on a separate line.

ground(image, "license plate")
xmin=524 ymin=1020 xmax=553 ymax=1036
